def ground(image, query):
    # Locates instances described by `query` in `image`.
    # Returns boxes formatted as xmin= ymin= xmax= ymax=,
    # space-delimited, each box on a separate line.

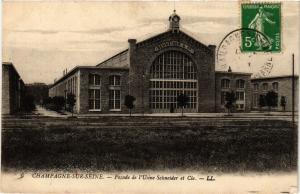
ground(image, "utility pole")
xmin=290 ymin=53 xmax=295 ymax=168
xmin=292 ymin=54 xmax=295 ymax=125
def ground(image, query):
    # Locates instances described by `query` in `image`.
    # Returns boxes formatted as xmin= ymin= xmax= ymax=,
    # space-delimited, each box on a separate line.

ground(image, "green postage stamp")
xmin=241 ymin=3 xmax=281 ymax=52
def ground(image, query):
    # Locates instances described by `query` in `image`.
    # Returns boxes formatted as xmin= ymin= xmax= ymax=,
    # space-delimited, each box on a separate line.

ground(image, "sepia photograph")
xmin=1 ymin=1 xmax=299 ymax=193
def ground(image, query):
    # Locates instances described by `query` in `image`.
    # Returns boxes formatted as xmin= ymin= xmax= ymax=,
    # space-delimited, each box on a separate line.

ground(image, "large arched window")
xmin=149 ymin=50 xmax=198 ymax=112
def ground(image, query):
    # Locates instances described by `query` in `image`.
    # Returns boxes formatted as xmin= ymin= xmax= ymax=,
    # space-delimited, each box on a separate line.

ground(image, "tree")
xmin=22 ymin=94 xmax=36 ymax=112
xmin=280 ymin=96 xmax=286 ymax=112
xmin=265 ymin=90 xmax=278 ymax=113
xmin=67 ymin=93 xmax=76 ymax=117
xmin=177 ymin=93 xmax=189 ymax=117
xmin=224 ymin=91 xmax=236 ymax=115
xmin=258 ymin=94 xmax=266 ymax=111
xmin=124 ymin=95 xmax=136 ymax=116
xmin=52 ymin=96 xmax=65 ymax=112
xmin=42 ymin=97 xmax=52 ymax=107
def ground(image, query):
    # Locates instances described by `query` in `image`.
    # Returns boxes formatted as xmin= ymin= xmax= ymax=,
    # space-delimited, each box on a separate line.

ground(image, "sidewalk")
xmin=33 ymin=105 xmax=298 ymax=120
xmin=34 ymin=105 xmax=71 ymax=118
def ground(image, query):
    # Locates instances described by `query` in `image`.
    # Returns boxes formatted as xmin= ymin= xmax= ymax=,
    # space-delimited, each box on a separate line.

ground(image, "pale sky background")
xmin=3 ymin=1 xmax=300 ymax=84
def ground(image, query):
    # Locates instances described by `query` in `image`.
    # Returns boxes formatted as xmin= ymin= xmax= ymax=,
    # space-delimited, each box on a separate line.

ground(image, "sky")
xmin=3 ymin=1 xmax=300 ymax=84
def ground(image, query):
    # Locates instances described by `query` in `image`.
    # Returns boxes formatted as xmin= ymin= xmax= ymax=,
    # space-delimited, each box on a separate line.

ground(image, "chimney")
xmin=128 ymin=39 xmax=137 ymax=51
xmin=127 ymin=39 xmax=137 ymax=95
xmin=128 ymin=39 xmax=137 ymax=67
xmin=228 ymin=66 xmax=232 ymax=72
xmin=208 ymin=45 xmax=216 ymax=73
xmin=208 ymin=45 xmax=216 ymax=54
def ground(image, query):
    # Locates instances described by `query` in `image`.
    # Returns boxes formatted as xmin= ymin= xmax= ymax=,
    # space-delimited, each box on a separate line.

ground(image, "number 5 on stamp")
xmin=241 ymin=3 xmax=281 ymax=52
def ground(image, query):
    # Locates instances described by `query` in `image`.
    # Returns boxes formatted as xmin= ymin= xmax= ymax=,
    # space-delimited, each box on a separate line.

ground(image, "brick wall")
xmin=215 ymin=72 xmax=252 ymax=112
xmin=128 ymin=30 xmax=216 ymax=113
xmin=79 ymin=68 xmax=129 ymax=114
xmin=251 ymin=77 xmax=299 ymax=111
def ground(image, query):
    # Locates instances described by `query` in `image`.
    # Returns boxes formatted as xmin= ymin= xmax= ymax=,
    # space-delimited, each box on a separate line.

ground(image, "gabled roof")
xmin=96 ymin=49 xmax=129 ymax=69
xmin=136 ymin=29 xmax=213 ymax=52
xmin=95 ymin=29 xmax=214 ymax=70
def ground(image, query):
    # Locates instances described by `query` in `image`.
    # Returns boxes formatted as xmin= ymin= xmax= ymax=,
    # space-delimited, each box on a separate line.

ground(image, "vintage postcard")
xmin=1 ymin=0 xmax=299 ymax=193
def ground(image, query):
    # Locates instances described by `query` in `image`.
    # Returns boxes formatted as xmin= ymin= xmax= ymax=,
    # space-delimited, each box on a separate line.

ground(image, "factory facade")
xmin=50 ymin=11 xmax=296 ymax=114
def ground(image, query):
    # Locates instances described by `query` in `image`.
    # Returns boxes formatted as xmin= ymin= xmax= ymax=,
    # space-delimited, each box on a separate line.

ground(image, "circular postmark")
xmin=217 ymin=28 xmax=275 ymax=78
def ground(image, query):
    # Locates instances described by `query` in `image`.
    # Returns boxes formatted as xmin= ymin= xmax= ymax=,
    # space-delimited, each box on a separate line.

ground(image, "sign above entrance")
xmin=154 ymin=41 xmax=195 ymax=54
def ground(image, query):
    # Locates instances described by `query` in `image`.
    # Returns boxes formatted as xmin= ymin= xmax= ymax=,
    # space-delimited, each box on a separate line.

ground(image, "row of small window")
xmin=89 ymin=74 xmax=120 ymax=86
xmin=150 ymin=81 xmax=197 ymax=89
xmin=150 ymin=71 xmax=197 ymax=79
xmin=253 ymin=82 xmax=278 ymax=91
xmin=149 ymin=90 xmax=197 ymax=110
xmin=221 ymin=79 xmax=245 ymax=89
xmin=149 ymin=102 xmax=197 ymax=109
xmin=220 ymin=91 xmax=245 ymax=105
xmin=88 ymin=89 xmax=121 ymax=110
xmin=149 ymin=90 xmax=197 ymax=99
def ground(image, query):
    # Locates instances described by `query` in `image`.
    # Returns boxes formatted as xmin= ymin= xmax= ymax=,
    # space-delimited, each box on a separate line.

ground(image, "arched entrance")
xmin=149 ymin=50 xmax=198 ymax=113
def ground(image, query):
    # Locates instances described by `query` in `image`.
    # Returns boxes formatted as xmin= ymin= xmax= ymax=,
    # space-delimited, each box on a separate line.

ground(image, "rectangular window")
xmin=221 ymin=91 xmax=227 ymax=105
xmin=262 ymin=83 xmax=268 ymax=91
xmin=236 ymin=91 xmax=245 ymax=101
xmin=109 ymin=75 xmax=121 ymax=86
xmin=89 ymin=74 xmax=101 ymax=86
xmin=109 ymin=89 xmax=121 ymax=110
xmin=221 ymin=79 xmax=230 ymax=89
xmin=272 ymin=82 xmax=278 ymax=91
xmin=88 ymin=89 xmax=101 ymax=110
xmin=254 ymin=84 xmax=259 ymax=91
xmin=253 ymin=93 xmax=258 ymax=107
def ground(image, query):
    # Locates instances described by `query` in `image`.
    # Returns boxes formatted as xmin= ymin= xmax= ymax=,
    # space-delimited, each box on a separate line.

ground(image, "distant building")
xmin=216 ymin=71 xmax=252 ymax=112
xmin=251 ymin=75 xmax=299 ymax=111
xmin=25 ymin=83 xmax=49 ymax=105
xmin=48 ymin=11 xmax=253 ymax=114
xmin=2 ymin=62 xmax=25 ymax=114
